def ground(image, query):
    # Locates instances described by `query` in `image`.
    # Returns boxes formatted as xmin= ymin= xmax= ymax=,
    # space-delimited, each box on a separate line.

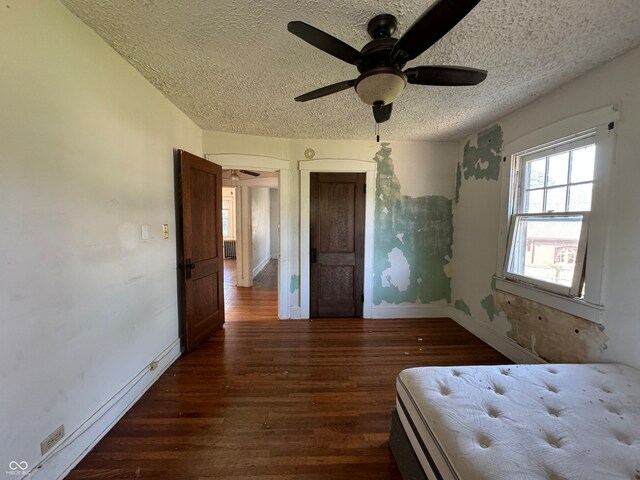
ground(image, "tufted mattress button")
xmin=487 ymin=408 xmax=500 ymax=418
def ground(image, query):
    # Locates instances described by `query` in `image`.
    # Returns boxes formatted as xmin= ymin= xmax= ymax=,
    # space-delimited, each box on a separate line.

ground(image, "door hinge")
xmin=363 ymin=184 xmax=367 ymax=194
xmin=360 ymin=294 xmax=364 ymax=303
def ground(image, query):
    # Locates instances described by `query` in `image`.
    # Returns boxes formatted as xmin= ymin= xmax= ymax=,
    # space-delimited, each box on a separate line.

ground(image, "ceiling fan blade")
xmin=373 ymin=103 xmax=393 ymax=123
xmin=390 ymin=0 xmax=481 ymax=64
xmin=405 ymin=65 xmax=487 ymax=86
xmin=288 ymin=21 xmax=366 ymax=67
xmin=240 ymin=170 xmax=260 ymax=177
xmin=295 ymin=79 xmax=356 ymax=102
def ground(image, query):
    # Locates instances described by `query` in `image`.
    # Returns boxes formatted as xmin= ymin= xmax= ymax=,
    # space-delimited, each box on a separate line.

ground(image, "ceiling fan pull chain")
xmin=376 ymin=122 xmax=380 ymax=143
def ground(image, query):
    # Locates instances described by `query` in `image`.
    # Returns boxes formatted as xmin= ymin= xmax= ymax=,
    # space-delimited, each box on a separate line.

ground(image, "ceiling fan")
xmin=288 ymin=0 xmax=487 ymax=124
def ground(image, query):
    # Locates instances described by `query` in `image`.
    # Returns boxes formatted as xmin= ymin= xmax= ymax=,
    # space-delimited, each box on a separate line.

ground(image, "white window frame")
xmin=495 ymin=105 xmax=618 ymax=323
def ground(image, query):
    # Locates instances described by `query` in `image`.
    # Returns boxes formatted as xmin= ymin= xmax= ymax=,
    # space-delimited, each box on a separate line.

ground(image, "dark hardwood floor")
xmin=67 ymin=317 xmax=509 ymax=479
xmin=224 ymin=259 xmax=279 ymax=321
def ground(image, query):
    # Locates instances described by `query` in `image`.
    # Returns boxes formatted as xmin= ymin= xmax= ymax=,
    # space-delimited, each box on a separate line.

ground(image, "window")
xmin=505 ymin=135 xmax=595 ymax=296
xmin=496 ymin=105 xmax=617 ymax=322
xmin=222 ymin=209 xmax=230 ymax=237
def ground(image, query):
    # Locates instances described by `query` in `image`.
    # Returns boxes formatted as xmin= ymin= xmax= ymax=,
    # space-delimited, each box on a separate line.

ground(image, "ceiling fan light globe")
xmin=355 ymin=68 xmax=407 ymax=106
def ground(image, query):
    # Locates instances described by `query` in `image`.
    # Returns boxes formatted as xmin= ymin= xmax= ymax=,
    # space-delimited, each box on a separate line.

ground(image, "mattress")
xmin=395 ymin=363 xmax=640 ymax=480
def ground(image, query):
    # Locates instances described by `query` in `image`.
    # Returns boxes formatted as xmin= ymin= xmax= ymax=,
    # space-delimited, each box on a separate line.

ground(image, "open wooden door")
xmin=310 ymin=172 xmax=365 ymax=317
xmin=177 ymin=150 xmax=225 ymax=352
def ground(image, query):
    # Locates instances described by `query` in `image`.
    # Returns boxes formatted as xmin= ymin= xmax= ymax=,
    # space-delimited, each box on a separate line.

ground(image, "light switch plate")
xmin=141 ymin=224 xmax=149 ymax=240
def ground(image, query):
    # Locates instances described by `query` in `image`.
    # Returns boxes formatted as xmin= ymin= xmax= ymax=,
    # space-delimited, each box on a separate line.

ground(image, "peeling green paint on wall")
xmin=462 ymin=124 xmax=503 ymax=181
xmin=454 ymin=299 xmax=471 ymax=315
xmin=481 ymin=294 xmax=496 ymax=321
xmin=373 ymin=143 xmax=453 ymax=305
xmin=289 ymin=274 xmax=299 ymax=294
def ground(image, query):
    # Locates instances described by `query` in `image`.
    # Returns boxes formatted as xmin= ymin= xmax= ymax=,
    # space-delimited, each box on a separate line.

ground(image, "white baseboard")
xmin=371 ymin=304 xmax=451 ymax=319
xmin=448 ymin=308 xmax=546 ymax=364
xmin=252 ymin=255 xmax=271 ymax=279
xmin=29 ymin=339 xmax=183 ymax=480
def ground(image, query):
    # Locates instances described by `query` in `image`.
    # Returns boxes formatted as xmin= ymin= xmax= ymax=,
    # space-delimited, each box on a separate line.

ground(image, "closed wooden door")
xmin=177 ymin=150 xmax=225 ymax=352
xmin=310 ymin=173 xmax=365 ymax=317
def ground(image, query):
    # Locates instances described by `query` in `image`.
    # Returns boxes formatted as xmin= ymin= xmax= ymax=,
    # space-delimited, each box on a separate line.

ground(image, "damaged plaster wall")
xmin=494 ymin=291 xmax=608 ymax=362
xmin=373 ymin=143 xmax=454 ymax=305
xmin=452 ymin=45 xmax=640 ymax=368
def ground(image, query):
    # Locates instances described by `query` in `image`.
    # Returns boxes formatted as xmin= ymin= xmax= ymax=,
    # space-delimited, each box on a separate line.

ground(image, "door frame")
xmin=206 ymin=154 xmax=290 ymax=320
xmin=300 ymin=159 xmax=376 ymax=319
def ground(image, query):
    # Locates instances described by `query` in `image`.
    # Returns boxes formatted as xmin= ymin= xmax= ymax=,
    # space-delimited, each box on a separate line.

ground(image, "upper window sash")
xmin=519 ymin=133 xmax=595 ymax=163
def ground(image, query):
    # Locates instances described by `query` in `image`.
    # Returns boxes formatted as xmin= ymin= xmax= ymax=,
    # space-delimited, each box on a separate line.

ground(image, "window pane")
xmin=546 ymin=186 xmax=567 ymax=212
xmin=547 ymin=152 xmax=569 ymax=186
xmin=568 ymin=183 xmax=593 ymax=211
xmin=526 ymin=158 xmax=546 ymax=189
xmin=570 ymin=145 xmax=595 ymax=183
xmin=524 ymin=189 xmax=544 ymax=213
xmin=507 ymin=216 xmax=583 ymax=288
xmin=222 ymin=209 xmax=229 ymax=236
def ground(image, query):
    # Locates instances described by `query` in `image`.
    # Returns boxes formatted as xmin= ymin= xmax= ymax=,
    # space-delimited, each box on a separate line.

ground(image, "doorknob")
xmin=185 ymin=258 xmax=196 ymax=279
xmin=310 ymin=248 xmax=317 ymax=264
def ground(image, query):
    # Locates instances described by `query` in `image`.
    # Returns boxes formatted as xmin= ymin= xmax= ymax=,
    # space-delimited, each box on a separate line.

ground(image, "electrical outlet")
xmin=40 ymin=425 xmax=64 ymax=455
xmin=149 ymin=360 xmax=159 ymax=371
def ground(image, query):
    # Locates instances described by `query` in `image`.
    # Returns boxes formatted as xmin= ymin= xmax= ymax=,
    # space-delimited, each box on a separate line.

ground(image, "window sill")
xmin=494 ymin=276 xmax=604 ymax=324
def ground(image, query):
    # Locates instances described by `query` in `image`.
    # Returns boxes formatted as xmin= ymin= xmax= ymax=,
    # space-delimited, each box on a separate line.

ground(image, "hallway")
xmin=224 ymin=259 xmax=278 ymax=321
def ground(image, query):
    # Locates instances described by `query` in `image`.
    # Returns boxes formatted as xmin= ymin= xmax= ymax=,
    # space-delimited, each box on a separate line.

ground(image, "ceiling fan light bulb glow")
xmin=355 ymin=68 xmax=407 ymax=106
xmin=230 ymin=170 xmax=240 ymax=182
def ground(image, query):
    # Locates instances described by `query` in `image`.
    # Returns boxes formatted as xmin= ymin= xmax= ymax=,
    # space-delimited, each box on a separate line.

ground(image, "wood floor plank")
xmin=67 ymin=317 xmax=509 ymax=479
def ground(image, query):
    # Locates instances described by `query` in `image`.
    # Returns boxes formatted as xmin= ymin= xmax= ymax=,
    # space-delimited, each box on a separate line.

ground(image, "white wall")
xmin=0 ymin=1 xmax=202 ymax=477
xmin=452 ymin=45 xmax=640 ymax=368
xmin=269 ymin=188 xmax=279 ymax=259
xmin=251 ymin=187 xmax=271 ymax=276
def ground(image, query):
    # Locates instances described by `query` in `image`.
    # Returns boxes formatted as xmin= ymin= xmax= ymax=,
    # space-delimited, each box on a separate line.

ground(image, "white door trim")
xmin=299 ymin=159 xmax=376 ymax=319
xmin=235 ymin=186 xmax=253 ymax=288
xmin=206 ymin=154 xmax=290 ymax=319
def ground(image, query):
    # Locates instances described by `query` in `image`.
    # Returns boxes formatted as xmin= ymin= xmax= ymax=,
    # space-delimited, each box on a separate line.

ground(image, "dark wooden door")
xmin=178 ymin=150 xmax=225 ymax=352
xmin=310 ymin=172 xmax=365 ymax=317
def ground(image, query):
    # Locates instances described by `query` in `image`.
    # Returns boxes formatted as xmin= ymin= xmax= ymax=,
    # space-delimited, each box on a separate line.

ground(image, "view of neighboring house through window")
xmin=505 ymin=136 xmax=595 ymax=296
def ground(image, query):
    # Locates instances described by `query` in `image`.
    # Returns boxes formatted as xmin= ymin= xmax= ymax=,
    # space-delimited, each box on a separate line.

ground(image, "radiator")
xmin=223 ymin=239 xmax=236 ymax=259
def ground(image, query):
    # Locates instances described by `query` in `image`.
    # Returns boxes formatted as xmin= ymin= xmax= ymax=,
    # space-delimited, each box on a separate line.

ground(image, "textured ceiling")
xmin=60 ymin=0 xmax=640 ymax=141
